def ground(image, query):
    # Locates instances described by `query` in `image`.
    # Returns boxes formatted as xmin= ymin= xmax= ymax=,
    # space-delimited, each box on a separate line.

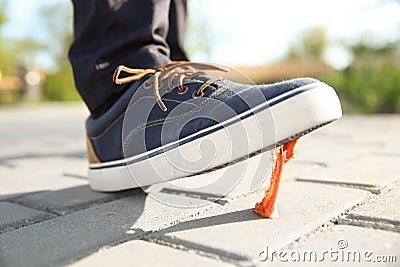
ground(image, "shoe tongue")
xmin=190 ymin=74 xmax=213 ymax=83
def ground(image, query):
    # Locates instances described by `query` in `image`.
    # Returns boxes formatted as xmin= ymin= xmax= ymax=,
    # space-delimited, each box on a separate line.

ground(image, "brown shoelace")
xmin=113 ymin=61 xmax=227 ymax=111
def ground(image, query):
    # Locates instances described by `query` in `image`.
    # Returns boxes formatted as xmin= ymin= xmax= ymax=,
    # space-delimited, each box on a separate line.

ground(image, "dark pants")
xmin=69 ymin=0 xmax=188 ymax=115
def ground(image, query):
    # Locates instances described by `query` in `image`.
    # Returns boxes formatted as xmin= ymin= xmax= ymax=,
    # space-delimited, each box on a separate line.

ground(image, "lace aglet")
xmin=157 ymin=99 xmax=168 ymax=111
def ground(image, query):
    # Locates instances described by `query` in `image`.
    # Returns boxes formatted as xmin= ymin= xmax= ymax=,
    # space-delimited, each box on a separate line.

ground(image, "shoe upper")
xmin=86 ymin=72 xmax=319 ymax=163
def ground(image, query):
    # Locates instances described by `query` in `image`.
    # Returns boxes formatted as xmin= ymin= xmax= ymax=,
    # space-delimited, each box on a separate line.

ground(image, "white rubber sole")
xmin=88 ymin=82 xmax=342 ymax=192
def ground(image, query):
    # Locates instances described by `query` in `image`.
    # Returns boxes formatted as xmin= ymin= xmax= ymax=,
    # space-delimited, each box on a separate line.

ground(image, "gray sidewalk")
xmin=0 ymin=103 xmax=399 ymax=267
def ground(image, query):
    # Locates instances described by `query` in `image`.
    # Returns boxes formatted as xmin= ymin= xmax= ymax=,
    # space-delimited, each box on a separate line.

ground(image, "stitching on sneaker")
xmin=90 ymin=96 xmax=197 ymax=140
xmin=122 ymin=83 xmax=232 ymax=155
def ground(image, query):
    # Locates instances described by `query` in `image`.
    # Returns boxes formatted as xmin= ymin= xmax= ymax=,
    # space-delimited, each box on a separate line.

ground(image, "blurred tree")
xmin=185 ymin=0 xmax=213 ymax=61
xmin=186 ymin=17 xmax=212 ymax=60
xmin=1 ymin=0 xmax=78 ymax=101
xmin=287 ymin=27 xmax=328 ymax=60
xmin=38 ymin=2 xmax=80 ymax=101
xmin=39 ymin=3 xmax=73 ymax=68
xmin=0 ymin=0 xmax=16 ymax=76
xmin=323 ymin=41 xmax=400 ymax=113
xmin=0 ymin=0 xmax=7 ymax=27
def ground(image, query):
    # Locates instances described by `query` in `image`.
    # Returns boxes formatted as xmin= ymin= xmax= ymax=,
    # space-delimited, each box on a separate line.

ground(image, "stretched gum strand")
xmin=254 ymin=139 xmax=299 ymax=218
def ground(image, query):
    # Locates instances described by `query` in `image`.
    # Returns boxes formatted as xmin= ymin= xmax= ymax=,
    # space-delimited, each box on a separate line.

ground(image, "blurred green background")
xmin=0 ymin=0 xmax=399 ymax=113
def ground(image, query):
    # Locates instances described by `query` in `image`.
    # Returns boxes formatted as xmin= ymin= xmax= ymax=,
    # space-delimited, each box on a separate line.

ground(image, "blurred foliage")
xmin=43 ymin=63 xmax=79 ymax=101
xmin=0 ymin=0 xmax=79 ymax=102
xmin=322 ymin=42 xmax=400 ymax=113
xmin=0 ymin=0 xmax=16 ymax=75
xmin=287 ymin=27 xmax=328 ymax=60
xmin=286 ymin=26 xmax=400 ymax=113
xmin=39 ymin=2 xmax=79 ymax=101
xmin=0 ymin=1 xmax=6 ymax=26
xmin=186 ymin=16 xmax=212 ymax=60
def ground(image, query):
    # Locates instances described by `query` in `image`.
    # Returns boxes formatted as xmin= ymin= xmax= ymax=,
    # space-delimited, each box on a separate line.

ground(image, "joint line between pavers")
xmin=338 ymin=214 xmax=400 ymax=233
xmin=9 ymin=199 xmax=61 ymax=216
xmin=0 ymin=215 xmax=56 ymax=235
xmin=278 ymin=192 xmax=376 ymax=251
xmin=143 ymin=235 xmax=254 ymax=267
xmin=335 ymin=179 xmax=400 ymax=234
xmin=9 ymin=192 xmax=135 ymax=216
xmin=295 ymin=178 xmax=382 ymax=194
xmin=278 ymin=222 xmax=336 ymax=251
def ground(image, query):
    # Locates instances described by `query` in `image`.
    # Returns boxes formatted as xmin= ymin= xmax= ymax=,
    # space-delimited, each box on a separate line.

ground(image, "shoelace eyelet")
xmin=192 ymin=91 xmax=204 ymax=98
xmin=143 ymin=80 xmax=153 ymax=90
xmin=178 ymin=86 xmax=188 ymax=94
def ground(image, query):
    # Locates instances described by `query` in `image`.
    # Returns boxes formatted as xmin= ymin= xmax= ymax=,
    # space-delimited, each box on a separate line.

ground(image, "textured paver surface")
xmin=0 ymin=202 xmax=54 ymax=234
xmin=0 ymin=104 xmax=399 ymax=267
xmin=269 ymin=226 xmax=400 ymax=266
xmin=70 ymin=240 xmax=234 ymax=267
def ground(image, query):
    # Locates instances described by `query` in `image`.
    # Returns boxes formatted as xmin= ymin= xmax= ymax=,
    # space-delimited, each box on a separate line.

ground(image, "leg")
xmin=167 ymin=0 xmax=188 ymax=61
xmin=69 ymin=0 xmax=173 ymax=116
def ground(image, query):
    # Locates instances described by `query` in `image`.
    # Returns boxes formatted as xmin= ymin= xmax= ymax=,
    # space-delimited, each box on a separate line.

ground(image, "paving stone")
xmin=297 ymin=154 xmax=400 ymax=192
xmin=268 ymin=225 xmax=400 ymax=266
xmin=69 ymin=240 xmax=234 ymax=267
xmin=0 ymin=103 xmax=87 ymax=160
xmin=128 ymin=190 xmax=217 ymax=232
xmin=352 ymin=184 xmax=400 ymax=222
xmin=339 ymin=184 xmax=400 ymax=232
xmin=149 ymin=181 xmax=370 ymax=264
xmin=0 ymin=103 xmax=89 ymax=197
xmin=294 ymin=136 xmax=382 ymax=167
xmin=0 ymin=192 xmax=32 ymax=202
xmin=0 ymin=191 xmax=217 ymax=267
xmin=14 ymin=185 xmax=136 ymax=215
xmin=0 ymin=202 xmax=55 ymax=233
xmin=282 ymin=161 xmax=324 ymax=181
xmin=314 ymin=115 xmax=400 ymax=145
xmin=0 ymin=157 xmax=88 ymax=197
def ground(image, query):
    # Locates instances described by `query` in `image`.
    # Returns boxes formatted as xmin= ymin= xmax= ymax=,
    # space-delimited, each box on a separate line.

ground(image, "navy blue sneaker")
xmin=86 ymin=62 xmax=342 ymax=191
